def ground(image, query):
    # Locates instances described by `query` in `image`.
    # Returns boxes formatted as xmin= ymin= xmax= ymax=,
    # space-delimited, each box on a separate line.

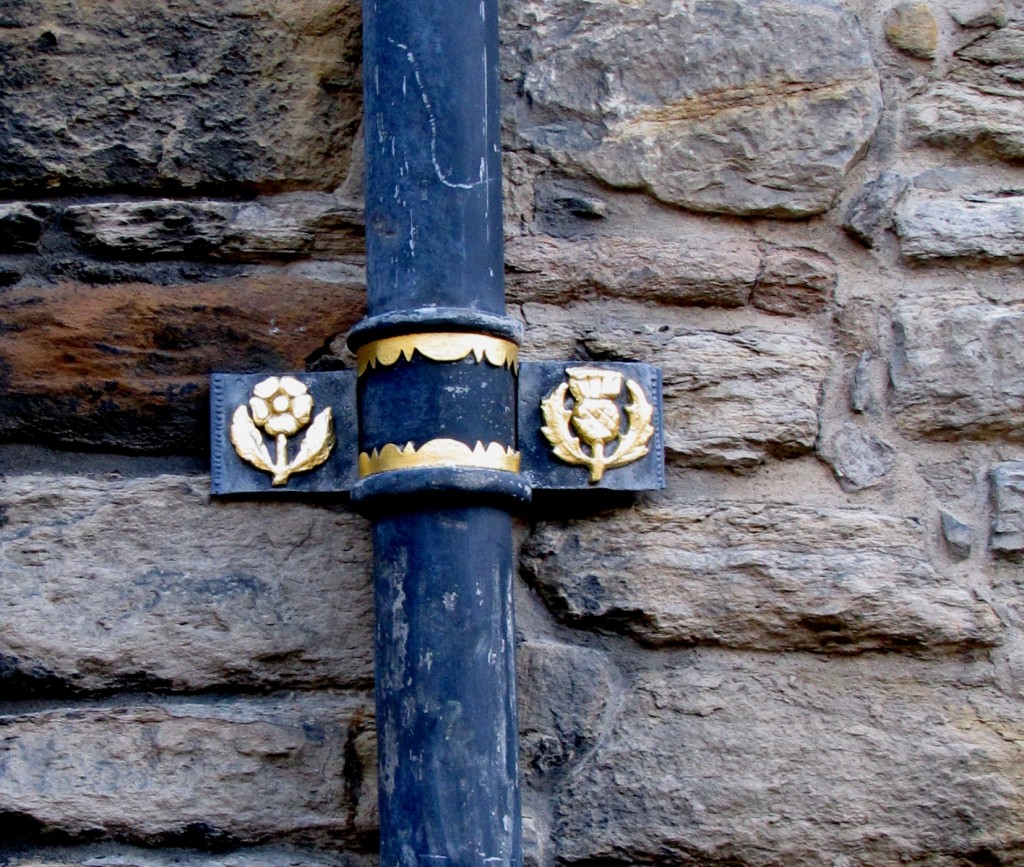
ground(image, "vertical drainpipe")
xmin=349 ymin=0 xmax=525 ymax=865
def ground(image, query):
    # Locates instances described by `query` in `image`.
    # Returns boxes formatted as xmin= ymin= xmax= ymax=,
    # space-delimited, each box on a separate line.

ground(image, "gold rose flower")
xmin=248 ymin=376 xmax=314 ymax=437
xmin=230 ymin=375 xmax=335 ymax=487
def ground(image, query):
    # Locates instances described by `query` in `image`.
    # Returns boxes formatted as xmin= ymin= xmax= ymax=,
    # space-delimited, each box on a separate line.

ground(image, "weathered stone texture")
xmin=521 ymin=497 xmax=997 ymax=652
xmin=752 ymin=247 xmax=835 ymax=316
xmin=7 ymin=851 xmax=374 ymax=867
xmin=504 ymin=0 xmax=882 ymax=217
xmin=581 ymin=318 xmax=829 ymax=467
xmin=907 ymin=24 xmax=1024 ymax=162
xmin=883 ymin=2 xmax=939 ymax=60
xmin=554 ymin=654 xmax=1024 ymax=866
xmin=0 ymin=274 xmax=364 ymax=451
xmin=0 ymin=1 xmax=362 ymax=193
xmin=0 ymin=474 xmax=373 ymax=693
xmin=517 ymin=642 xmax=615 ymax=783
xmin=817 ymin=423 xmax=897 ymax=491
xmin=64 ymin=195 xmax=364 ymax=261
xmin=890 ymin=292 xmax=1024 ymax=441
xmin=843 ymin=172 xmax=909 ymax=248
xmin=506 ymin=236 xmax=834 ymax=316
xmin=505 ymin=235 xmax=757 ymax=308
xmin=0 ymin=202 xmax=48 ymax=252
xmin=991 ymin=462 xmax=1024 ymax=559
xmin=941 ymin=510 xmax=975 ymax=561
xmin=895 ymin=191 xmax=1024 ymax=261
xmin=0 ymin=694 xmax=377 ymax=848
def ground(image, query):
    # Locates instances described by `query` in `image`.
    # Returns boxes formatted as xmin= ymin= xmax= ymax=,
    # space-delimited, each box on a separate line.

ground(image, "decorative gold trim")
xmin=359 ymin=439 xmax=521 ymax=477
xmin=540 ymin=367 xmax=654 ymax=483
xmin=357 ymin=333 xmax=518 ymax=376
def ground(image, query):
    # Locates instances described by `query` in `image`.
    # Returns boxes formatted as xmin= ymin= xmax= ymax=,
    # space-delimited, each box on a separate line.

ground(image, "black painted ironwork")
xmin=209 ymin=0 xmax=664 ymax=864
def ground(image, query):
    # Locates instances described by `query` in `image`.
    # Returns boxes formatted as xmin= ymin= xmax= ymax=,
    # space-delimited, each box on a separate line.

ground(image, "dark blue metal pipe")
xmin=362 ymin=0 xmax=504 ymax=316
xmin=354 ymin=1 xmax=523 ymax=865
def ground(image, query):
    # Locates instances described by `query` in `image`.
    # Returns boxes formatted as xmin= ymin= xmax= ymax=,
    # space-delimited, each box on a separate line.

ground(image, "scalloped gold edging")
xmin=356 ymin=333 xmax=519 ymax=376
xmin=358 ymin=439 xmax=521 ymax=477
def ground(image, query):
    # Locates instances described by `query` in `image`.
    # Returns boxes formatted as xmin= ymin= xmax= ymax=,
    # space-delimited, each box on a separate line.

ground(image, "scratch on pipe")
xmin=388 ymin=38 xmax=487 ymax=191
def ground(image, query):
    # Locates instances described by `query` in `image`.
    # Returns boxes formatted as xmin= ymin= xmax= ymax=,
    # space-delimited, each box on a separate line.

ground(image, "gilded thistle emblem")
xmin=540 ymin=367 xmax=654 ymax=483
xmin=229 ymin=376 xmax=335 ymax=486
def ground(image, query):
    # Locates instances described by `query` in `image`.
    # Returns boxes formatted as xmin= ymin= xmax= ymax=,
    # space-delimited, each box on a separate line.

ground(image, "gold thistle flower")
xmin=567 ymin=368 xmax=624 ymax=449
xmin=248 ymin=376 xmax=314 ymax=437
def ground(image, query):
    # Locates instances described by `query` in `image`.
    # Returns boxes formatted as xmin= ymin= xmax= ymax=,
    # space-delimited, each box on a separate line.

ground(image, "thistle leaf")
xmin=611 ymin=380 xmax=655 ymax=466
xmin=229 ymin=406 xmax=274 ymax=473
xmin=540 ymin=383 xmax=588 ymax=465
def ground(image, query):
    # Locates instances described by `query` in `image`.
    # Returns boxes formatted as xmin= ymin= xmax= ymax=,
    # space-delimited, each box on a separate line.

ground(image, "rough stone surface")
xmin=949 ymin=0 xmax=1007 ymax=28
xmin=906 ymin=24 xmax=1024 ymax=162
xmin=505 ymin=0 xmax=882 ymax=217
xmin=890 ymin=291 xmax=1024 ymax=441
xmin=0 ymin=474 xmax=373 ymax=693
xmin=521 ymin=497 xmax=997 ymax=651
xmin=517 ymin=642 xmax=615 ymax=784
xmin=505 ymin=235 xmax=758 ymax=308
xmin=752 ymin=247 xmax=835 ymax=316
xmin=0 ymin=202 xmax=48 ymax=252
xmin=895 ymin=190 xmax=1024 ymax=261
xmin=884 ymin=2 xmax=940 ymax=60
xmin=581 ymin=318 xmax=830 ymax=467
xmin=64 ymin=195 xmax=364 ymax=261
xmin=553 ymin=654 xmax=1024 ymax=867
xmin=0 ymin=1 xmax=362 ymax=193
xmin=5 ymin=849 xmax=375 ymax=867
xmin=850 ymin=350 xmax=874 ymax=413
xmin=507 ymin=236 xmax=835 ymax=316
xmin=817 ymin=422 xmax=897 ymax=491
xmin=0 ymin=274 xmax=365 ymax=452
xmin=0 ymin=694 xmax=377 ymax=848
xmin=941 ymin=510 xmax=975 ymax=561
xmin=991 ymin=462 xmax=1024 ymax=559
xmin=842 ymin=172 xmax=909 ymax=247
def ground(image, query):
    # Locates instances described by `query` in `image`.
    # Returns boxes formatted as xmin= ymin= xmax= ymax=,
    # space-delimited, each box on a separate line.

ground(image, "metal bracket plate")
xmin=210 ymin=362 xmax=664 ymax=495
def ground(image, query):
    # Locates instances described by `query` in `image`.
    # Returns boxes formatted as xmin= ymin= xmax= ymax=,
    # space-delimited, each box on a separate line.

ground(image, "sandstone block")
xmin=5 ymin=848 xmax=375 ymax=867
xmin=884 ymin=2 xmax=940 ymax=59
xmin=850 ymin=350 xmax=875 ymax=413
xmin=505 ymin=235 xmax=759 ymax=308
xmin=895 ymin=190 xmax=1024 ymax=261
xmin=0 ymin=694 xmax=377 ymax=848
xmin=0 ymin=474 xmax=373 ymax=693
xmin=507 ymin=236 xmax=835 ymax=316
xmin=0 ymin=1 xmax=362 ymax=193
xmin=521 ymin=497 xmax=999 ymax=651
xmin=0 ymin=202 xmax=48 ymax=252
xmin=941 ymin=510 xmax=974 ymax=561
xmin=64 ymin=195 xmax=364 ymax=262
xmin=991 ymin=462 xmax=1024 ymax=559
xmin=0 ymin=274 xmax=365 ymax=452
xmin=842 ymin=172 xmax=909 ymax=247
xmin=890 ymin=291 xmax=1024 ymax=441
xmin=517 ymin=642 xmax=615 ymax=783
xmin=949 ymin=0 xmax=1008 ymax=27
xmin=753 ymin=247 xmax=835 ymax=316
xmin=582 ymin=319 xmax=830 ymax=467
xmin=906 ymin=25 xmax=1024 ymax=162
xmin=506 ymin=0 xmax=881 ymax=216
xmin=817 ymin=422 xmax=897 ymax=491
xmin=553 ymin=654 xmax=1024 ymax=866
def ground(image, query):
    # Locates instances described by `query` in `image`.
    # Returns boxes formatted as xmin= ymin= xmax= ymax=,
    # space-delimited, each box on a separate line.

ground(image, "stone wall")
xmin=1 ymin=0 xmax=1024 ymax=865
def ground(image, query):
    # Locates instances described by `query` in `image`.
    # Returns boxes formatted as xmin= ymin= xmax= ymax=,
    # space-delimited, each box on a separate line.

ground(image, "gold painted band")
xmin=358 ymin=438 xmax=521 ymax=477
xmin=356 ymin=332 xmax=519 ymax=376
